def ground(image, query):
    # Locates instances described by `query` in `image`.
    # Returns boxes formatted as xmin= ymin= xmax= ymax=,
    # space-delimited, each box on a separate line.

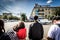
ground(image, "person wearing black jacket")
xmin=28 ymin=16 xmax=44 ymax=40
xmin=0 ymin=20 xmax=11 ymax=40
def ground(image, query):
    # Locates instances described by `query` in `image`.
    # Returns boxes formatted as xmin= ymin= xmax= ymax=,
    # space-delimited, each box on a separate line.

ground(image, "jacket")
xmin=16 ymin=28 xmax=26 ymax=39
xmin=0 ymin=32 xmax=11 ymax=40
xmin=29 ymin=21 xmax=44 ymax=40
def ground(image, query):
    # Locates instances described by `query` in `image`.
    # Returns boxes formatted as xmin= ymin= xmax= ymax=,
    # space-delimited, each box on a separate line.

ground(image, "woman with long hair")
xmin=13 ymin=22 xmax=26 ymax=40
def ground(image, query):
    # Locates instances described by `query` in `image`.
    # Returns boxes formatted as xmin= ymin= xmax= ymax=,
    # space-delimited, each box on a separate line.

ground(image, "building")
xmin=30 ymin=4 xmax=60 ymax=20
xmin=3 ymin=13 xmax=12 ymax=16
xmin=2 ymin=13 xmax=12 ymax=19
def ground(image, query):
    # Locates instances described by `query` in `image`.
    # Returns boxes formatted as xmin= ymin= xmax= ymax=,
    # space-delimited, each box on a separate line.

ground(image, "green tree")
xmin=0 ymin=15 xmax=2 ymax=19
xmin=3 ymin=15 xmax=8 ymax=19
xmin=53 ymin=8 xmax=60 ymax=16
xmin=9 ymin=16 xmax=20 ymax=20
xmin=45 ymin=15 xmax=47 ymax=19
xmin=9 ymin=15 xmax=13 ymax=20
xmin=21 ymin=13 xmax=27 ymax=21
xmin=12 ymin=16 xmax=20 ymax=20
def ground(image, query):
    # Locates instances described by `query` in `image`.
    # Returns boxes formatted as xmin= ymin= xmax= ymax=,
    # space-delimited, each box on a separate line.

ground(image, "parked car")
xmin=38 ymin=19 xmax=52 ymax=25
xmin=3 ymin=19 xmax=8 ymax=23
xmin=29 ymin=19 xmax=34 ymax=22
xmin=8 ymin=20 xmax=18 ymax=22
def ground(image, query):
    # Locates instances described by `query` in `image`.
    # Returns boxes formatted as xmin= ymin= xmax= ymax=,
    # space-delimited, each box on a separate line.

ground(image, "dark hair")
xmin=18 ymin=22 xmax=25 ymax=29
xmin=15 ymin=22 xmax=25 ymax=31
xmin=34 ymin=16 xmax=38 ymax=20
xmin=0 ymin=20 xmax=5 ymax=32
xmin=52 ymin=16 xmax=60 ymax=22
xmin=13 ymin=22 xmax=25 ymax=32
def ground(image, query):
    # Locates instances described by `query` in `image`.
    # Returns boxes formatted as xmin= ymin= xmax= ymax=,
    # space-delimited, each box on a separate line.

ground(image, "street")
xmin=4 ymin=21 xmax=51 ymax=40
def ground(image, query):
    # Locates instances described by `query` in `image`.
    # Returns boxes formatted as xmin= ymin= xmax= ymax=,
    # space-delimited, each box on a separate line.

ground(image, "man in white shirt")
xmin=47 ymin=16 xmax=60 ymax=40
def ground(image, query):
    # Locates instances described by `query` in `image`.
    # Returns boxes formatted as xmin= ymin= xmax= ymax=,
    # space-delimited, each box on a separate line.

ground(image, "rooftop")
xmin=34 ymin=3 xmax=60 ymax=8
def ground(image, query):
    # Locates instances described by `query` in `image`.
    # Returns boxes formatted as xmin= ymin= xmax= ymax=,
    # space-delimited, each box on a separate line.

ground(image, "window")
xmin=45 ymin=8 xmax=47 ymax=10
xmin=38 ymin=13 xmax=44 ymax=15
xmin=39 ymin=8 xmax=44 ymax=11
xmin=38 ymin=9 xmax=40 ymax=12
xmin=49 ymin=11 xmax=50 ymax=14
xmin=35 ymin=9 xmax=38 ymax=12
xmin=48 ymin=8 xmax=50 ymax=10
xmin=35 ymin=9 xmax=44 ymax=12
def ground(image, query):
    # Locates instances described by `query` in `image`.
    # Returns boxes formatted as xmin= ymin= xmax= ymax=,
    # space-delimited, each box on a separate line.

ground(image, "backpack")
xmin=30 ymin=22 xmax=43 ymax=39
xmin=16 ymin=28 xmax=26 ymax=39
xmin=0 ymin=33 xmax=11 ymax=40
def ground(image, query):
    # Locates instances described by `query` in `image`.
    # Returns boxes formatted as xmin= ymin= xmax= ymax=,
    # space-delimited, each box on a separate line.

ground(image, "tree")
xmin=9 ymin=16 xmax=20 ymax=20
xmin=0 ymin=15 xmax=2 ymax=19
xmin=45 ymin=15 xmax=47 ymax=19
xmin=3 ymin=15 xmax=8 ymax=19
xmin=20 ymin=13 xmax=27 ymax=21
xmin=2 ymin=13 xmax=20 ymax=20
xmin=53 ymin=8 xmax=60 ymax=16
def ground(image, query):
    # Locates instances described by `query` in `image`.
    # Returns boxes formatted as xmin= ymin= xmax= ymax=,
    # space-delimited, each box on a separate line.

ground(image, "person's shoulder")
xmin=1 ymin=33 xmax=11 ymax=40
xmin=4 ymin=33 xmax=10 ymax=38
xmin=30 ymin=22 xmax=34 ymax=25
xmin=2 ymin=33 xmax=8 ymax=37
xmin=49 ymin=24 xmax=58 ymax=31
xmin=38 ymin=22 xmax=42 ymax=25
xmin=37 ymin=22 xmax=42 ymax=26
xmin=51 ymin=24 xmax=58 ymax=28
xmin=30 ymin=22 xmax=35 ymax=27
xmin=19 ymin=28 xmax=26 ymax=30
xmin=30 ymin=24 xmax=33 ymax=27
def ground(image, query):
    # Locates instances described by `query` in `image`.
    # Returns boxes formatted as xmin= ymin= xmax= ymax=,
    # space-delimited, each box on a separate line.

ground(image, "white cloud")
xmin=47 ymin=0 xmax=53 ymax=4
xmin=3 ymin=0 xmax=16 ymax=2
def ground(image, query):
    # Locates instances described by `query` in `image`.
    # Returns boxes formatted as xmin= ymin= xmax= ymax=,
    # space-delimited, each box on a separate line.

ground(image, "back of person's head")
xmin=34 ymin=15 xmax=38 ymax=20
xmin=18 ymin=22 xmax=25 ymax=29
xmin=0 ymin=20 xmax=5 ymax=32
xmin=13 ymin=22 xmax=25 ymax=32
xmin=52 ymin=16 xmax=60 ymax=23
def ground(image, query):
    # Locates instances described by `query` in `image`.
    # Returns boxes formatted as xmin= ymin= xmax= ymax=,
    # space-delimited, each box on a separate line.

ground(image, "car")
xmin=8 ymin=20 xmax=18 ymax=22
xmin=2 ymin=19 xmax=8 ymax=23
xmin=29 ymin=19 xmax=34 ymax=22
xmin=38 ymin=19 xmax=52 ymax=25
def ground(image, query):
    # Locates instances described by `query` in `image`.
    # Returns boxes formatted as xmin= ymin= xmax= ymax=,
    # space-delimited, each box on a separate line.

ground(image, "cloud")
xmin=3 ymin=0 xmax=16 ymax=2
xmin=47 ymin=0 xmax=53 ymax=4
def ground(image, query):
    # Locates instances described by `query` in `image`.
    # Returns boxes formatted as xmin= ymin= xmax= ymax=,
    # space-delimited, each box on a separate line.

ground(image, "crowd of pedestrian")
xmin=0 ymin=16 xmax=60 ymax=40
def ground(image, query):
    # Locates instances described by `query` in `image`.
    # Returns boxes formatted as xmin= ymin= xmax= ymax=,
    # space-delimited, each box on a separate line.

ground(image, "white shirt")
xmin=48 ymin=22 xmax=60 ymax=40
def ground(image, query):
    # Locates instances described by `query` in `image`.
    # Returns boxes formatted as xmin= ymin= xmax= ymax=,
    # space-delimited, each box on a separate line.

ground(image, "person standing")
xmin=7 ymin=27 xmax=19 ymax=40
xmin=0 ymin=20 xmax=11 ymax=40
xmin=13 ymin=22 xmax=26 ymax=40
xmin=47 ymin=16 xmax=60 ymax=40
xmin=28 ymin=16 xmax=44 ymax=40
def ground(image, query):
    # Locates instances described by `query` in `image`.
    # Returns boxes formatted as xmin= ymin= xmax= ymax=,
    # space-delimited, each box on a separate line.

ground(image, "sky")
xmin=0 ymin=0 xmax=60 ymax=18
